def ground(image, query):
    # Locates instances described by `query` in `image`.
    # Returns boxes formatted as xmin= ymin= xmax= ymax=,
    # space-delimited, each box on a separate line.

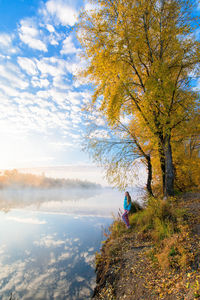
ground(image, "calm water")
xmin=0 ymin=187 xmax=129 ymax=300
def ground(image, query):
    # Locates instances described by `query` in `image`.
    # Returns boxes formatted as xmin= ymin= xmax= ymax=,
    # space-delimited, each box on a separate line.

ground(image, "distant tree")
xmin=78 ymin=0 xmax=200 ymax=197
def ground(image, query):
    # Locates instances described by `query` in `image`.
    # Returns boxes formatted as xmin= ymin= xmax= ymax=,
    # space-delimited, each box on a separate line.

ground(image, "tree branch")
xmin=143 ymin=12 xmax=154 ymax=64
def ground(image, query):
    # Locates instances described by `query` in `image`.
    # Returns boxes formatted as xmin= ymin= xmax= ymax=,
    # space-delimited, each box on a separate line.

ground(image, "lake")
xmin=0 ymin=187 xmax=144 ymax=299
xmin=0 ymin=187 xmax=121 ymax=300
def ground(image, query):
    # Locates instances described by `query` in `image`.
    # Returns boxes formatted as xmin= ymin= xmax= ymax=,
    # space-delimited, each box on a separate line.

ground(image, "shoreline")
xmin=92 ymin=192 xmax=200 ymax=299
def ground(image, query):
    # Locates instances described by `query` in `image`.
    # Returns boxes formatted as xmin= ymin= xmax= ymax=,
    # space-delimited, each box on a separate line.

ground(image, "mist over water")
xmin=0 ymin=179 xmax=145 ymax=299
xmin=0 ymin=187 xmax=102 ymax=214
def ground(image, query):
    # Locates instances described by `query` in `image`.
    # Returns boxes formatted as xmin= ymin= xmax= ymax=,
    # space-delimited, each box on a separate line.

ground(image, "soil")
xmin=92 ymin=192 xmax=200 ymax=300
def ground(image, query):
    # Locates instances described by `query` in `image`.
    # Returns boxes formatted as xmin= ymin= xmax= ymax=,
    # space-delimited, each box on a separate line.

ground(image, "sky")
xmin=0 ymin=0 xmax=199 ymax=182
xmin=0 ymin=0 xmax=97 ymax=170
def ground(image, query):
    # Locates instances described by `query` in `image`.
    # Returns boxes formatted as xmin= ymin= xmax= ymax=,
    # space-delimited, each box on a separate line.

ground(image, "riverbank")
xmin=92 ymin=192 xmax=200 ymax=299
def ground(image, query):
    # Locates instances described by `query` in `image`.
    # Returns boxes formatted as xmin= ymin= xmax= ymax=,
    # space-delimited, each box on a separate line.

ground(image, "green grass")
xmin=129 ymin=196 xmax=187 ymax=242
xmin=102 ymin=195 xmax=192 ymax=271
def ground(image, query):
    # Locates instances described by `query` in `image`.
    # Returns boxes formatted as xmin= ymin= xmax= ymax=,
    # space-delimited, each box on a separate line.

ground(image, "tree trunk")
xmin=164 ymin=135 xmax=174 ymax=197
xmin=146 ymin=154 xmax=153 ymax=196
xmin=158 ymin=140 xmax=166 ymax=195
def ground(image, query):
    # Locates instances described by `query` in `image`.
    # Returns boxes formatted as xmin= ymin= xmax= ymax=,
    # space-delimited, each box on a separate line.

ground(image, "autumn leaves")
xmin=78 ymin=0 xmax=200 ymax=197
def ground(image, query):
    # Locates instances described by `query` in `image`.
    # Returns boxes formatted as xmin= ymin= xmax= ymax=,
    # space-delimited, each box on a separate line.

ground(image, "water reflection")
xmin=0 ymin=188 xmax=125 ymax=299
xmin=0 ymin=187 xmax=102 ymax=213
xmin=0 ymin=210 xmax=113 ymax=300
xmin=0 ymin=187 xmax=144 ymax=299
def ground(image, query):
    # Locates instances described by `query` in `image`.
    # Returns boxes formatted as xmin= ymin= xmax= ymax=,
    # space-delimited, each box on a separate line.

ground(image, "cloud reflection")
xmin=6 ymin=216 xmax=46 ymax=225
xmin=0 ymin=238 xmax=95 ymax=299
xmin=0 ymin=186 xmax=125 ymax=299
xmin=34 ymin=235 xmax=65 ymax=247
xmin=0 ymin=213 xmax=109 ymax=299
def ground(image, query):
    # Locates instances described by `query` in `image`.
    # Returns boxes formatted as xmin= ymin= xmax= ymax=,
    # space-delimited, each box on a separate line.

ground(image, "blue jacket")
xmin=124 ymin=196 xmax=132 ymax=211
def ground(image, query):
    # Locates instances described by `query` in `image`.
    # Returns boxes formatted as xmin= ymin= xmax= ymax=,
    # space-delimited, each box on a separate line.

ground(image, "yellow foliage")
xmin=78 ymin=0 xmax=200 ymax=196
xmin=172 ymin=112 xmax=200 ymax=191
xmin=0 ymin=169 xmax=44 ymax=188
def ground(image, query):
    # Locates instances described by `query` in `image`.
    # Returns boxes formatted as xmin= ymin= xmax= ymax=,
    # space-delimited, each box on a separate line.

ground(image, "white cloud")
xmin=0 ymin=63 xmax=29 ymax=90
xmin=88 ymin=247 xmax=94 ymax=252
xmin=19 ymin=19 xmax=47 ymax=52
xmin=36 ymin=57 xmax=66 ymax=77
xmin=0 ymin=33 xmax=17 ymax=54
xmin=6 ymin=216 xmax=46 ymax=225
xmin=35 ymin=57 xmax=79 ymax=83
xmin=49 ymin=88 xmax=68 ymax=104
xmin=0 ymin=54 xmax=11 ymax=60
xmin=89 ymin=129 xmax=110 ymax=139
xmin=81 ymin=251 xmax=95 ymax=266
xmin=34 ymin=235 xmax=65 ymax=247
xmin=67 ymin=132 xmax=81 ymax=140
xmin=45 ymin=0 xmax=78 ymax=27
xmin=58 ymin=252 xmax=71 ymax=260
xmin=0 ymin=1 xmax=94 ymax=168
xmin=64 ymin=53 xmax=87 ymax=77
xmin=31 ymin=76 xmax=50 ymax=88
xmin=84 ymin=1 xmax=99 ymax=13
xmin=0 ymin=78 xmax=78 ymax=134
xmin=46 ymin=24 xmax=55 ymax=33
xmin=17 ymin=57 xmax=38 ymax=75
xmin=60 ymin=35 xmax=78 ymax=55
xmin=0 ymin=33 xmax=12 ymax=48
xmin=0 ymin=260 xmax=26 ymax=293
xmin=49 ymin=35 xmax=59 ymax=46
xmin=71 ymin=105 xmax=81 ymax=112
xmin=50 ymin=141 xmax=75 ymax=148
xmin=0 ymin=245 xmax=6 ymax=256
xmin=66 ymin=91 xmax=81 ymax=105
xmin=0 ymin=82 xmax=20 ymax=97
xmin=53 ymin=75 xmax=70 ymax=90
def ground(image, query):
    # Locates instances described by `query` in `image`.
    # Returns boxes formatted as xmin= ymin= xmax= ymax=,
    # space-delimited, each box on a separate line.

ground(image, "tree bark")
xmin=158 ymin=140 xmax=166 ymax=195
xmin=164 ymin=135 xmax=174 ymax=197
xmin=146 ymin=154 xmax=153 ymax=196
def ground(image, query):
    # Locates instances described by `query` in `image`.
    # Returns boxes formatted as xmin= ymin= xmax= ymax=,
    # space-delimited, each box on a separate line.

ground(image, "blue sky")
xmin=0 ymin=0 xmax=98 ymax=169
xmin=0 ymin=0 xmax=199 ymax=173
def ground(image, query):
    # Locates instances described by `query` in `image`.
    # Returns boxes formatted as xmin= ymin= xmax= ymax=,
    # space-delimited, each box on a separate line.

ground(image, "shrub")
xmin=130 ymin=201 xmax=143 ymax=214
xmin=110 ymin=220 xmax=127 ymax=239
xmin=129 ymin=197 xmax=176 ymax=237
xmin=155 ymin=223 xmax=193 ymax=270
xmin=128 ymin=195 xmax=193 ymax=270
xmin=152 ymin=217 xmax=175 ymax=242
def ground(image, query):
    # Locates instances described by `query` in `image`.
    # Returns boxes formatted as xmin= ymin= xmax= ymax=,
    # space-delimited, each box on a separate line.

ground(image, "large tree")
xmin=78 ymin=0 xmax=200 ymax=197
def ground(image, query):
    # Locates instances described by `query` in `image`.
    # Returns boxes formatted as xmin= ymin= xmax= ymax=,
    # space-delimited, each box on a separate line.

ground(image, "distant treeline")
xmin=0 ymin=169 xmax=101 ymax=189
